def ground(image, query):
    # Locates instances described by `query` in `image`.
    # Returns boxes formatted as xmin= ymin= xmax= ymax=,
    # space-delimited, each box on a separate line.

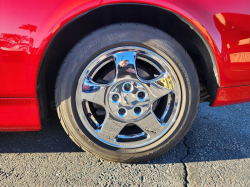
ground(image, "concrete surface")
xmin=0 ymin=103 xmax=249 ymax=186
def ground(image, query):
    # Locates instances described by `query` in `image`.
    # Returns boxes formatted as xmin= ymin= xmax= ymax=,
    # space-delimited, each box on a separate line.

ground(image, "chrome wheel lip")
xmin=75 ymin=46 xmax=182 ymax=148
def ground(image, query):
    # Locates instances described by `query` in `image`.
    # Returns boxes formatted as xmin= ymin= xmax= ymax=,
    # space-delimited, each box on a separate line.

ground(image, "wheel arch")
xmin=37 ymin=3 xmax=219 ymax=122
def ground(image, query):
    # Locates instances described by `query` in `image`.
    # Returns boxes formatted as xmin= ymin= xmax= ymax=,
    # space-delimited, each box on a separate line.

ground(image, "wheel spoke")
xmin=80 ymin=79 xmax=107 ymax=107
xmin=135 ymin=110 xmax=163 ymax=138
xmin=144 ymin=73 xmax=175 ymax=102
xmin=113 ymin=51 xmax=138 ymax=80
xmin=98 ymin=114 xmax=126 ymax=142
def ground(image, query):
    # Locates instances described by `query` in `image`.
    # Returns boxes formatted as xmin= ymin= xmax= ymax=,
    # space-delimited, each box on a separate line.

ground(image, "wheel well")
xmin=37 ymin=3 xmax=219 ymax=121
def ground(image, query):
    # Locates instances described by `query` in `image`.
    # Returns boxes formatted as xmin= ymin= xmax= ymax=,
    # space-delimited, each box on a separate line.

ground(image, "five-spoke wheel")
xmin=75 ymin=47 xmax=181 ymax=148
xmin=56 ymin=23 xmax=199 ymax=162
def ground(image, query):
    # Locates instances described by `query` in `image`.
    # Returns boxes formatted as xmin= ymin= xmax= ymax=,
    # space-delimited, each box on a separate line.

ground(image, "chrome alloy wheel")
xmin=75 ymin=46 xmax=181 ymax=148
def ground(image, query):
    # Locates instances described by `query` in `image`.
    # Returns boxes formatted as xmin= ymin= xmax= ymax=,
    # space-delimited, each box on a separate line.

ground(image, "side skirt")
xmin=0 ymin=98 xmax=41 ymax=131
xmin=212 ymin=85 xmax=250 ymax=107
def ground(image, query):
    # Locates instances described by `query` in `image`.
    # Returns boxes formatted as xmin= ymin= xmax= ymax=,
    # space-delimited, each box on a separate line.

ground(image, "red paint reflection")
xmin=213 ymin=13 xmax=250 ymax=85
xmin=214 ymin=13 xmax=250 ymax=64
xmin=0 ymin=33 xmax=33 ymax=54
xmin=0 ymin=24 xmax=36 ymax=54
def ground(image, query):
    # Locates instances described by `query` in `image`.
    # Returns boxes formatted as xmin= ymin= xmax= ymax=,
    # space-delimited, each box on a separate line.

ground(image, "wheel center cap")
xmin=107 ymin=81 xmax=149 ymax=121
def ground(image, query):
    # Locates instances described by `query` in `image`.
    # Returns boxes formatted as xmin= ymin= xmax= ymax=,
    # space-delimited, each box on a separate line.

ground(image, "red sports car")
xmin=0 ymin=0 xmax=250 ymax=162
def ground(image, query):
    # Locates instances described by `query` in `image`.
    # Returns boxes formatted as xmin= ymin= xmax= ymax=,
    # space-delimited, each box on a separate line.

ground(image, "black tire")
xmin=55 ymin=23 xmax=199 ymax=162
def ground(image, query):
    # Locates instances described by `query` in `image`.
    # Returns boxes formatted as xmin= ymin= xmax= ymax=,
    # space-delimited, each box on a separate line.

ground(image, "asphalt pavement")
xmin=0 ymin=102 xmax=249 ymax=186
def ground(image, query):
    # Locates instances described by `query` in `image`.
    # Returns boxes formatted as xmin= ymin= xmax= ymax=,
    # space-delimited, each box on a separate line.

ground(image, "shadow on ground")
xmin=0 ymin=103 xmax=249 ymax=163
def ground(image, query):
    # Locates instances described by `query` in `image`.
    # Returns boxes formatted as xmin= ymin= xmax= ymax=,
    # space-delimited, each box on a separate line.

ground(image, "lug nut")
xmin=123 ymin=83 xmax=132 ymax=92
xmin=112 ymin=94 xmax=120 ymax=102
xmin=134 ymin=107 xmax=142 ymax=115
xmin=138 ymin=91 xmax=145 ymax=100
xmin=118 ymin=108 xmax=126 ymax=116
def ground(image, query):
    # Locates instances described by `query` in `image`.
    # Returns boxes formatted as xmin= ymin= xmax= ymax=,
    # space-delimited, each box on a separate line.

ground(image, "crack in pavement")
xmin=0 ymin=168 xmax=15 ymax=179
xmin=181 ymin=136 xmax=190 ymax=187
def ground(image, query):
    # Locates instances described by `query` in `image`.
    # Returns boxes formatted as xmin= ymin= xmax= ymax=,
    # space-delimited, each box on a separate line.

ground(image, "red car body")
xmin=0 ymin=0 xmax=250 ymax=131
